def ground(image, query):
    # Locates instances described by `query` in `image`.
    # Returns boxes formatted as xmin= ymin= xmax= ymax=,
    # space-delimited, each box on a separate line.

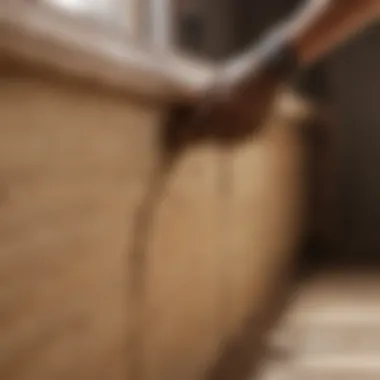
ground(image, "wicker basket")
xmin=0 ymin=59 xmax=309 ymax=380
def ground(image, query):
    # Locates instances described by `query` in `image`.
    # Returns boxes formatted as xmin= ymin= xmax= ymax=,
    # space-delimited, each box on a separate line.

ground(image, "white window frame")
xmin=0 ymin=0 xmax=330 ymax=101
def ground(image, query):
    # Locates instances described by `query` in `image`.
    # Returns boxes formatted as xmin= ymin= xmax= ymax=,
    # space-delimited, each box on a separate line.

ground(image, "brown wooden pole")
xmin=185 ymin=0 xmax=380 ymax=144
xmin=292 ymin=0 xmax=380 ymax=66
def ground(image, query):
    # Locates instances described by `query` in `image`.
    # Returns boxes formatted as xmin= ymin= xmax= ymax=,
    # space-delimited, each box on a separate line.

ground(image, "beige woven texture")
xmin=0 ymin=63 xmax=308 ymax=380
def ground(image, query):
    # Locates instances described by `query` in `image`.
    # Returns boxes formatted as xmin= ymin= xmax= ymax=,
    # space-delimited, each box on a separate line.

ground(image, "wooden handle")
xmin=205 ymin=0 xmax=380 ymax=103
xmin=178 ymin=0 xmax=380 ymax=143
xmin=292 ymin=0 xmax=380 ymax=65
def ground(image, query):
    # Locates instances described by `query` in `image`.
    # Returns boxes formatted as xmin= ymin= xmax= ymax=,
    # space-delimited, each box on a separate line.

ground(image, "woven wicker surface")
xmin=0 ymin=62 xmax=308 ymax=380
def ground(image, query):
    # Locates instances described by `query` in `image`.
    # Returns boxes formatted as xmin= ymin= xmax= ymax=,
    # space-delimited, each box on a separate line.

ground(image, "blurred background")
xmin=2 ymin=1 xmax=380 ymax=379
